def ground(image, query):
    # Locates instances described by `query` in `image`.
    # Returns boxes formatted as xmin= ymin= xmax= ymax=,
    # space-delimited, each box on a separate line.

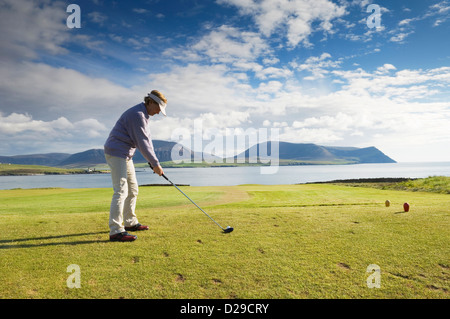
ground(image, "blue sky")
xmin=0 ymin=0 xmax=449 ymax=162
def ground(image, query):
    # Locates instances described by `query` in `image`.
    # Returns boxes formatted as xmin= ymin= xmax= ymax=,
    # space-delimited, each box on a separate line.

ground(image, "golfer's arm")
xmin=128 ymin=114 xmax=160 ymax=167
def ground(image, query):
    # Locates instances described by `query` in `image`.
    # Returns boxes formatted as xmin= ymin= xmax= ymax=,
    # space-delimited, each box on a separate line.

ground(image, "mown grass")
xmin=0 ymin=183 xmax=448 ymax=299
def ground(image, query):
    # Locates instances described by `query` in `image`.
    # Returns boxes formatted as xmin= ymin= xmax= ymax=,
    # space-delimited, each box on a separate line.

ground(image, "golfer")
xmin=104 ymin=90 xmax=167 ymax=242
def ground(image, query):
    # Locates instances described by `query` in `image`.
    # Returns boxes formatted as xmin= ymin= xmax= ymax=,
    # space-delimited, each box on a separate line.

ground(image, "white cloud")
xmin=273 ymin=93 xmax=450 ymax=161
xmin=88 ymin=11 xmax=108 ymax=25
xmin=389 ymin=31 xmax=414 ymax=43
xmin=375 ymin=63 xmax=396 ymax=74
xmin=268 ymin=64 xmax=450 ymax=161
xmin=263 ymin=57 xmax=280 ymax=65
xmin=256 ymin=66 xmax=293 ymax=80
xmin=141 ymin=63 xmax=256 ymax=115
xmin=133 ymin=8 xmax=149 ymax=14
xmin=291 ymin=52 xmax=342 ymax=80
xmin=429 ymin=0 xmax=450 ymax=23
xmin=0 ymin=113 xmax=107 ymax=136
xmin=200 ymin=111 xmax=251 ymax=130
xmin=0 ymin=61 xmax=138 ymax=123
xmin=165 ymin=25 xmax=272 ymax=72
xmin=0 ymin=0 xmax=70 ymax=61
xmin=399 ymin=18 xmax=415 ymax=26
xmin=0 ymin=112 xmax=108 ymax=155
xmin=281 ymin=127 xmax=343 ymax=144
xmin=192 ymin=25 xmax=270 ymax=63
xmin=257 ymin=81 xmax=284 ymax=94
xmin=292 ymin=112 xmax=355 ymax=130
xmin=390 ymin=1 xmax=450 ymax=43
xmin=217 ymin=0 xmax=347 ymax=47
xmin=332 ymin=66 xmax=450 ymax=102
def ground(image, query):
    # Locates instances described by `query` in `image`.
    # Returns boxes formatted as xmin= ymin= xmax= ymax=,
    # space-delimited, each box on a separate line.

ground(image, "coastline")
xmin=1 ymin=163 xmax=448 ymax=191
xmin=0 ymin=171 xmax=109 ymax=176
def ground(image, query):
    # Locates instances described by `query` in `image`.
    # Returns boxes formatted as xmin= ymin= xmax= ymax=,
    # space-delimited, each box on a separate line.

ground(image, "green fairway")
xmin=0 ymin=183 xmax=448 ymax=299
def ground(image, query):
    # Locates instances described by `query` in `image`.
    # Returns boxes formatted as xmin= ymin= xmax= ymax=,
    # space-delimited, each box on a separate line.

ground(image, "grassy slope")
xmin=0 ymin=164 xmax=86 ymax=176
xmin=0 ymin=184 xmax=448 ymax=299
xmin=331 ymin=176 xmax=450 ymax=194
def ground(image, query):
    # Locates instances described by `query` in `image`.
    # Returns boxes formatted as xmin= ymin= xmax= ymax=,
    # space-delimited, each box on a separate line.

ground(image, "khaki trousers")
xmin=105 ymin=154 xmax=139 ymax=235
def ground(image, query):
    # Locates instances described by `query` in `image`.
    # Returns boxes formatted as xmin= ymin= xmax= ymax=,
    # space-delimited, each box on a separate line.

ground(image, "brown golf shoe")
xmin=109 ymin=231 xmax=137 ymax=242
xmin=125 ymin=223 xmax=149 ymax=231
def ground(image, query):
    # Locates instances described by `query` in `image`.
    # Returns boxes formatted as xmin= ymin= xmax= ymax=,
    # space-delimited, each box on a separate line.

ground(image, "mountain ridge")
xmin=235 ymin=141 xmax=395 ymax=164
xmin=0 ymin=140 xmax=396 ymax=167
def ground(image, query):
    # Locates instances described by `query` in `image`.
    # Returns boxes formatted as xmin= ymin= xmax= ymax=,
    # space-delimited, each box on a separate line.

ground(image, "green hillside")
xmin=0 ymin=164 xmax=86 ymax=176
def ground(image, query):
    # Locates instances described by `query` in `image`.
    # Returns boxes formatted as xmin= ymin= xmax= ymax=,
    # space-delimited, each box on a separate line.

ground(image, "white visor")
xmin=148 ymin=93 xmax=167 ymax=116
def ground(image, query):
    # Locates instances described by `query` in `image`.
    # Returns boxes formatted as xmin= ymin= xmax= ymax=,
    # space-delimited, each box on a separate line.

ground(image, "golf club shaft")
xmin=148 ymin=163 xmax=225 ymax=230
xmin=163 ymin=174 xmax=225 ymax=230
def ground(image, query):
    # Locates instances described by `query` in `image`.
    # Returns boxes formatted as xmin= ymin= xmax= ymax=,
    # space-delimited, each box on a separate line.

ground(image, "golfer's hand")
xmin=153 ymin=165 xmax=164 ymax=176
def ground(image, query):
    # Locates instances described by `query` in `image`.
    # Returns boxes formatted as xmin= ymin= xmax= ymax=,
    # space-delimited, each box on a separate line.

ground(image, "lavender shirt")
xmin=104 ymin=102 xmax=159 ymax=167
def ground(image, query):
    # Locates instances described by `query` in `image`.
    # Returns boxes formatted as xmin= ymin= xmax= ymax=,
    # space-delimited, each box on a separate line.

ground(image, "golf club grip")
xmin=148 ymin=163 xmax=169 ymax=181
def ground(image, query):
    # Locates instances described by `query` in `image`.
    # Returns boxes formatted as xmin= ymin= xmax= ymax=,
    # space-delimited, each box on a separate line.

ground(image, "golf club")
xmin=148 ymin=163 xmax=234 ymax=233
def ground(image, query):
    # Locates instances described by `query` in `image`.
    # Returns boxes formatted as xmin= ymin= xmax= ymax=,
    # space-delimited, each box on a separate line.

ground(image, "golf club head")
xmin=223 ymin=226 xmax=234 ymax=233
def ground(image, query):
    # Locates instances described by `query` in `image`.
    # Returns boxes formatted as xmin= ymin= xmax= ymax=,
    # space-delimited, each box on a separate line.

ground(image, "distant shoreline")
xmin=1 ymin=160 xmax=396 ymax=176
xmin=0 ymin=171 xmax=109 ymax=176
xmin=0 ymin=163 xmax=109 ymax=176
xmin=303 ymin=177 xmax=416 ymax=184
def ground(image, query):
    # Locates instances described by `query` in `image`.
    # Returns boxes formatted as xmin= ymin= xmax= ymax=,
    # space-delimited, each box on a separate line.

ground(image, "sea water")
xmin=0 ymin=162 xmax=449 ymax=190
